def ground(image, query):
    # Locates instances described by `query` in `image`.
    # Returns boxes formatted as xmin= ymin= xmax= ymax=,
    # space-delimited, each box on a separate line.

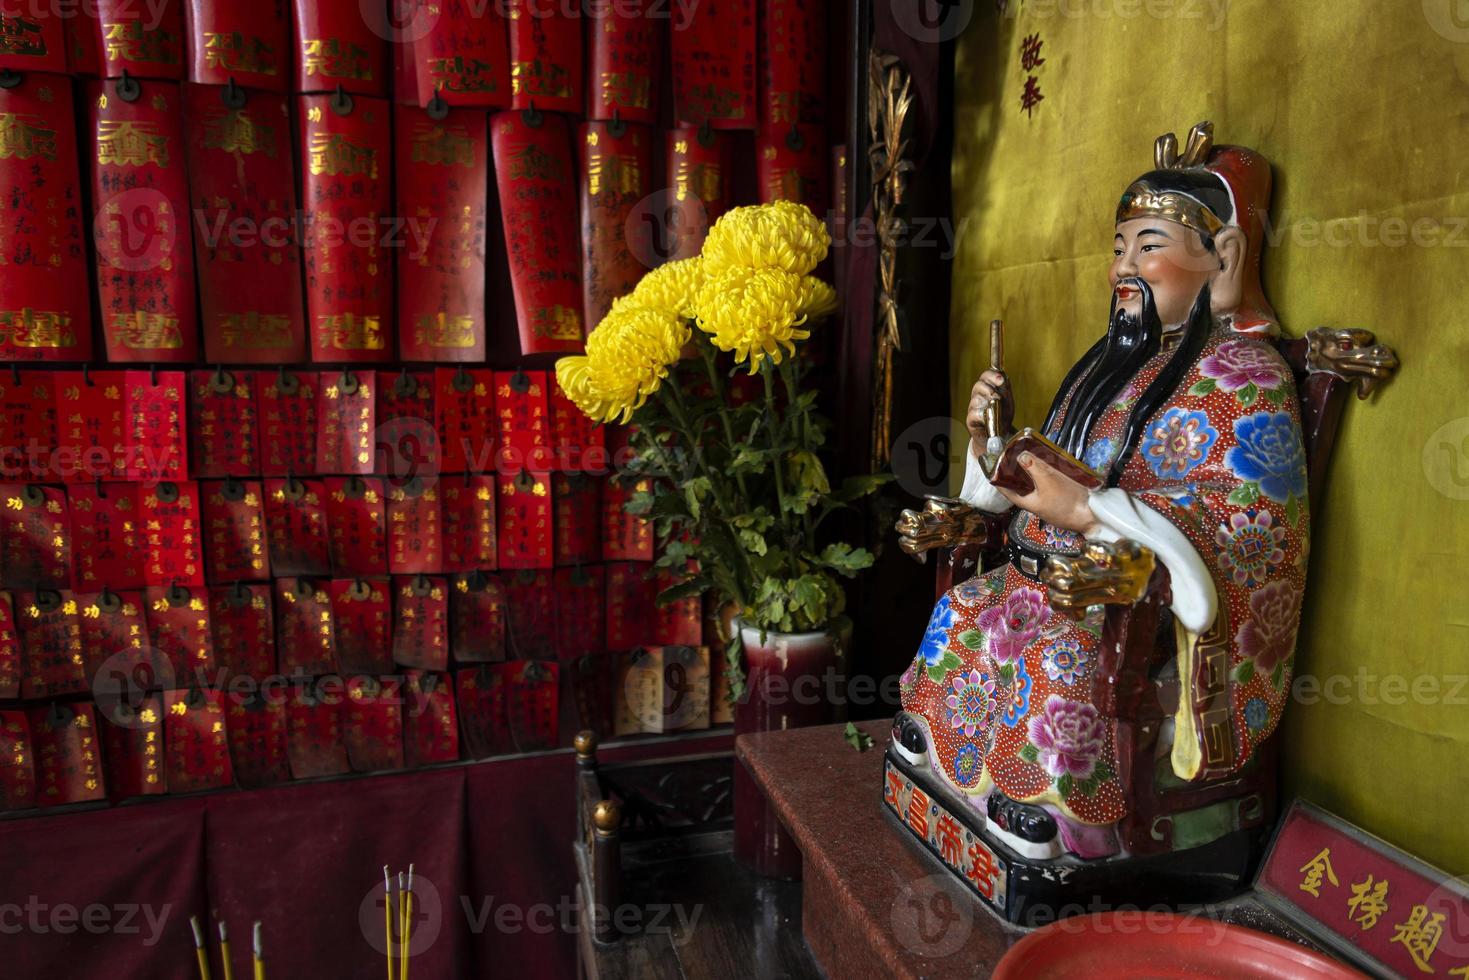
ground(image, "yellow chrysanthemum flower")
xmin=694 ymin=267 xmax=833 ymax=371
xmin=558 ymin=304 xmax=690 ymax=423
xmin=627 ymin=256 xmax=706 ymax=321
xmin=700 ymin=201 xmax=830 ymax=277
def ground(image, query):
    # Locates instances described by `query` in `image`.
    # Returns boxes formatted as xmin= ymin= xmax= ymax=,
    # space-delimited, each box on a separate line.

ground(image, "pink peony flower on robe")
xmin=978 ymin=586 xmax=1050 ymax=664
xmin=1234 ymin=579 xmax=1302 ymax=675
xmin=1198 ymin=340 xmax=1288 ymax=392
xmin=1027 ymin=695 xmax=1107 ymax=780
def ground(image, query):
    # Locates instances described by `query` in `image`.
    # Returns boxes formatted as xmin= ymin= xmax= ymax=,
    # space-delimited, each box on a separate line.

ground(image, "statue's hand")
xmin=996 ymin=452 xmax=1102 ymax=535
xmin=1042 ymin=540 xmax=1156 ymax=610
xmin=895 ymin=497 xmax=992 ymax=561
xmin=966 ymin=369 xmax=1014 ymax=458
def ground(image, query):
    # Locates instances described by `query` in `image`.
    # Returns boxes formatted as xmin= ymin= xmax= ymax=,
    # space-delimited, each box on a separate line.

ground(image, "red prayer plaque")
xmin=492 ymin=111 xmax=585 ymax=355
xmin=568 ymin=652 xmax=614 ymax=739
xmin=0 ymin=75 xmax=93 ymax=361
xmin=0 ymin=710 xmax=35 ymax=811
xmin=163 ymin=687 xmax=233 ymax=792
xmin=503 ymin=568 xmax=555 ymax=661
xmin=0 ymin=372 xmax=58 ymax=482
xmin=327 ymin=577 xmax=393 ymax=674
xmin=409 ymin=0 xmax=510 ymax=108
xmin=586 ymin=0 xmax=661 ymax=124
xmin=257 ymin=369 xmax=318 ymax=476
xmin=653 ymin=569 xmax=703 ymax=647
xmin=201 ymin=478 xmax=271 ymax=582
xmin=264 ymin=477 xmax=331 ymax=577
xmin=604 ymin=561 xmax=655 ymax=650
xmin=30 ymin=702 xmax=106 ymax=806
xmin=434 ymin=367 xmax=496 ymax=474
xmin=440 ymin=475 xmax=497 ymax=572
xmin=301 ymin=93 xmax=394 ymax=363
xmin=386 ymin=479 xmax=443 ymax=574
xmin=554 ymin=565 xmax=605 ymax=661
xmin=454 ymin=663 xmax=511 ymax=759
xmin=507 ymin=658 xmax=559 ymax=750
xmin=70 ymin=7 xmax=103 ymax=74
xmin=449 ymin=571 xmax=506 ymax=663
xmin=391 ymin=574 xmax=449 ymax=670
xmin=0 ymin=6 xmax=67 ymax=72
xmin=548 ymin=372 xmax=605 ymax=472
xmin=208 ymin=583 xmax=276 ymax=682
xmin=292 ymin=0 xmax=387 ymax=96
xmin=552 ymin=472 xmax=600 ymax=566
xmin=140 ymin=479 xmax=204 ymax=587
xmin=186 ymin=84 xmax=305 ymax=364
xmin=758 ymin=123 xmax=828 ymax=214
xmin=580 ymin=120 xmax=654 ymax=330
xmin=100 ymin=693 xmax=167 ymax=800
xmin=68 ymin=482 xmax=145 ymax=590
xmin=760 ymin=0 xmax=826 ymax=128
xmin=507 ymin=0 xmax=581 ymax=113
xmin=0 ymin=593 xmax=19 ymax=698
xmin=284 ymin=681 xmax=350 ymax=778
xmin=184 ymin=0 xmax=289 ymax=91
xmin=601 ymin=475 xmax=654 ymax=561
xmin=88 ymin=0 xmax=188 ymax=80
xmin=666 ymin=126 xmax=731 ymax=260
xmin=315 ymin=369 xmax=376 ymax=475
xmin=378 ymin=369 xmax=435 ymax=429
xmin=51 ymin=369 xmax=126 ymax=481
xmin=88 ymin=78 xmax=199 ymax=363
xmin=77 ymin=588 xmax=148 ymax=689
xmin=17 ymin=589 xmax=86 ymax=699
xmin=189 ymin=369 xmax=260 ymax=477
xmin=494 ymin=370 xmax=551 ymax=471
xmin=496 ymin=470 xmax=552 ymax=570
xmin=274 ymin=578 xmax=337 ymax=677
xmin=224 ymin=692 xmax=291 ymax=789
xmin=403 ymin=669 xmax=458 ymax=767
xmin=394 ymin=103 xmax=488 ymax=362
xmin=670 ymin=0 xmax=755 ymax=129
xmin=343 ymin=674 xmax=404 ymax=772
xmin=122 ymin=369 xmax=188 ymax=481
xmin=323 ymin=476 xmax=387 ymax=576
xmin=0 ymin=483 xmax=72 ymax=589
xmin=145 ymin=584 xmax=215 ymax=689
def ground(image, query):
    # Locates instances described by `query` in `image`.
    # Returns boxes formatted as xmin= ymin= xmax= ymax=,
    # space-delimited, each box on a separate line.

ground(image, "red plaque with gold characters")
xmin=315 ymin=369 xmax=376 ymax=475
xmin=327 ymin=577 xmax=392 ymax=673
xmin=17 ymin=589 xmax=85 ymax=698
xmin=387 ymin=479 xmax=442 ymax=574
xmin=285 ymin=681 xmax=350 ymax=778
xmin=604 ymin=561 xmax=655 ymax=650
xmin=601 ymin=475 xmax=654 ymax=562
xmin=394 ymin=103 xmax=488 ymax=362
xmin=494 ymin=369 xmax=551 ymax=470
xmin=670 ymin=0 xmax=755 ymax=129
xmin=343 ymin=675 xmax=403 ymax=772
xmin=449 ymin=571 xmax=506 ymax=662
xmin=403 ymin=670 xmax=458 ymax=767
xmin=275 ymin=578 xmax=337 ymax=677
xmin=189 ymin=369 xmax=260 ymax=477
xmin=441 ymin=475 xmax=497 ymax=572
xmin=291 ymin=0 xmax=387 ymax=96
xmin=100 ymin=692 xmax=167 ymax=800
xmin=410 ymin=0 xmax=511 ymax=108
xmin=30 ymin=702 xmax=106 ymax=806
xmin=323 ymin=475 xmax=387 ymax=576
xmin=551 ymin=472 xmax=600 ymax=566
xmin=257 ymin=369 xmax=317 ymax=476
xmin=0 ymin=372 xmax=57 ymax=483
xmin=184 ymin=0 xmax=289 ymax=91
xmin=760 ymin=0 xmax=826 ymax=128
xmin=163 ymin=687 xmax=233 ymax=792
xmin=507 ymin=0 xmax=580 ymax=113
xmin=455 ymin=663 xmax=510 ymax=759
xmin=0 ymin=75 xmax=93 ymax=361
xmin=504 ymin=568 xmax=554 ymax=660
xmin=654 ymin=566 xmax=704 ymax=646
xmin=88 ymin=0 xmax=187 ymax=80
xmin=0 ymin=483 xmax=72 ymax=590
xmin=224 ymin=693 xmax=291 ymax=789
xmin=0 ymin=593 xmax=20 ymax=699
xmin=549 ymin=372 xmax=605 ymax=472
xmin=434 ymin=367 xmax=496 ymax=474
xmin=492 ymin=111 xmax=585 ymax=355
xmin=144 ymin=583 xmax=214 ymax=688
xmin=508 ymin=659 xmax=558 ymax=750
xmin=586 ymin=0 xmax=660 ymax=124
xmin=302 ymin=93 xmax=394 ymax=363
xmin=51 ymin=369 xmax=125 ymax=481
xmin=123 ymin=370 xmax=188 ymax=481
xmin=391 ymin=574 xmax=448 ymax=670
xmin=68 ymin=482 xmax=145 ymax=591
xmin=141 ymin=479 xmax=205 ymax=588
xmin=580 ymin=120 xmax=653 ymax=330
xmin=264 ymin=477 xmax=332 ymax=577
xmin=208 ymin=583 xmax=276 ymax=681
xmin=0 ymin=710 xmax=34 ymax=810
xmin=0 ymin=6 xmax=66 ymax=72
xmin=76 ymin=588 xmax=146 ymax=689
xmin=758 ymin=123 xmax=828 ymax=214
xmin=496 ymin=470 xmax=552 ymax=570
xmin=666 ymin=126 xmax=730 ymax=260
xmin=88 ymin=78 xmax=198 ymax=363
xmin=186 ymin=84 xmax=305 ymax=363
xmin=554 ymin=565 xmax=604 ymax=661
xmin=201 ymin=478 xmax=271 ymax=582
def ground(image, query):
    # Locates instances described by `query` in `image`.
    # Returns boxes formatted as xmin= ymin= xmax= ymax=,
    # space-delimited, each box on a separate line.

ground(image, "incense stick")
xmin=252 ymin=922 xmax=265 ymax=980
xmin=191 ymin=916 xmax=213 ymax=980
xmin=218 ymin=920 xmax=235 ymax=980
xmin=402 ymin=865 xmax=414 ymax=980
xmin=384 ymin=866 xmax=396 ymax=980
xmin=398 ymin=871 xmax=408 ymax=980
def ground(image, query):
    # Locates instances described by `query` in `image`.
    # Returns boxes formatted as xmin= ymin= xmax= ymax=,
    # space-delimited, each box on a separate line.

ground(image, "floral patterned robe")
xmin=900 ymin=325 xmax=1310 ymax=828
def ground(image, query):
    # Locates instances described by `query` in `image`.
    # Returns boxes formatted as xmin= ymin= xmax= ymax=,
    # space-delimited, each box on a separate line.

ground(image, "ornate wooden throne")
xmin=885 ymin=327 xmax=1397 ymax=925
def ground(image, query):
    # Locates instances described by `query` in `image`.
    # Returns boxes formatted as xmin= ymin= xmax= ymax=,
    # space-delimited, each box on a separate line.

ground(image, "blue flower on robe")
xmin=1139 ymin=408 xmax=1217 ymax=479
xmin=1083 ymin=437 xmax=1118 ymax=471
xmin=919 ymin=595 xmax=957 ymax=667
xmin=953 ymin=743 xmax=983 ymax=787
xmin=1244 ymin=697 xmax=1269 ymax=732
xmin=1227 ymin=412 xmax=1307 ymax=502
xmin=1000 ymin=659 xmax=1032 ymax=727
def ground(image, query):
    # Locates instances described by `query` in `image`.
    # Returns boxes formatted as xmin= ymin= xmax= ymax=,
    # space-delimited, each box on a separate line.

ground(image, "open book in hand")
xmin=979 ymin=427 xmax=1105 ymax=497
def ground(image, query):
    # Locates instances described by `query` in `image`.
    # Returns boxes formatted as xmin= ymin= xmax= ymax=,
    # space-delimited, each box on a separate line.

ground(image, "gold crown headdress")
xmin=1116 ymin=121 xmax=1226 ymax=237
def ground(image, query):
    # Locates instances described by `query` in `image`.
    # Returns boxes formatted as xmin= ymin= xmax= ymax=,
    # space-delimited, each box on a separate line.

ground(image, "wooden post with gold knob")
xmin=590 ymin=799 xmax=621 ymax=943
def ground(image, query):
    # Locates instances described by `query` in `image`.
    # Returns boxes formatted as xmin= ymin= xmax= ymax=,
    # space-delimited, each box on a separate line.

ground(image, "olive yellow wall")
xmin=948 ymin=1 xmax=1469 ymax=873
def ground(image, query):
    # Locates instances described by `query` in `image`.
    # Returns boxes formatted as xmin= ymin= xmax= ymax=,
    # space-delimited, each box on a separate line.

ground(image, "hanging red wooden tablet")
xmin=434 ymin=367 xmax=496 ymax=474
xmin=549 ymin=372 xmax=605 ymax=472
xmin=440 ymin=475 xmax=497 ymax=572
xmin=224 ymin=692 xmax=290 ymax=789
xmin=454 ymin=663 xmax=511 ymax=759
xmin=257 ymin=369 xmax=317 ymax=476
xmin=581 ymin=120 xmax=654 ymax=330
xmin=653 ymin=568 xmax=703 ymax=646
xmin=315 ymin=369 xmax=376 ymax=475
xmin=393 ymin=103 xmax=488 ymax=362
xmin=449 ymin=571 xmax=506 ymax=663
xmin=186 ymin=84 xmax=305 ymax=363
xmin=264 ymin=477 xmax=331 ymax=576
xmin=123 ymin=369 xmax=188 ymax=481
xmin=0 ymin=483 xmax=72 ymax=589
xmin=327 ymin=577 xmax=392 ymax=674
xmin=493 ymin=369 xmax=551 ymax=471
xmin=0 ymin=75 xmax=93 ymax=361
xmin=274 ymin=578 xmax=337 ymax=677
xmin=0 ymin=372 xmax=58 ymax=482
xmin=343 ymin=674 xmax=403 ymax=772
xmin=100 ymin=693 xmax=167 ymax=800
xmin=292 ymin=0 xmax=387 ymax=96
xmin=403 ymin=669 xmax=458 ymax=766
xmin=68 ymin=482 xmax=144 ymax=590
xmin=323 ymin=476 xmax=387 ymax=576
xmin=492 ymin=111 xmax=585 ymax=354
xmin=670 ymin=0 xmax=755 ymax=129
xmin=51 ymin=370 xmax=126 ymax=482
xmin=552 ymin=472 xmax=600 ymax=566
xmin=760 ymin=0 xmax=826 ymax=128
xmin=496 ymin=470 xmax=552 ymax=570
xmin=67 ymin=9 xmax=102 ymax=74
xmin=141 ymin=479 xmax=204 ymax=587
xmin=554 ymin=565 xmax=605 ymax=661
xmin=189 ymin=369 xmax=260 ymax=477
xmin=284 ymin=681 xmax=350 ymax=778
xmin=758 ymin=123 xmax=828 ymax=214
xmin=601 ymin=475 xmax=654 ymax=561
xmin=666 ymin=126 xmax=731 ymax=260
xmin=604 ymin=561 xmax=655 ymax=650
xmin=208 ymin=583 xmax=276 ymax=681
xmin=0 ymin=710 xmax=35 ymax=810
xmin=77 ymin=588 xmax=147 ymax=688
xmin=586 ymin=0 xmax=660 ymax=124
xmin=568 ymin=652 xmax=613 ymax=739
xmin=378 ymin=370 xmax=435 ymax=428
xmin=507 ymin=658 xmax=558 ymax=750
xmin=30 ymin=702 xmax=106 ymax=806
xmin=410 ymin=0 xmax=510 ymax=108
xmin=0 ymin=593 xmax=19 ymax=698
xmin=184 ymin=0 xmax=289 ymax=91
xmin=0 ymin=6 xmax=66 ymax=72
xmin=88 ymin=78 xmax=198 ymax=362
xmin=392 ymin=574 xmax=448 ymax=670
xmin=145 ymin=583 xmax=214 ymax=689
xmin=163 ymin=687 xmax=233 ymax=792
xmin=376 ymin=371 xmax=440 ymax=484
xmin=507 ymin=0 xmax=580 ymax=113
xmin=89 ymin=0 xmax=187 ymax=79
xmin=302 ymin=93 xmax=394 ymax=363
xmin=386 ymin=478 xmax=442 ymax=574
xmin=201 ymin=478 xmax=270 ymax=582
xmin=503 ymin=568 xmax=555 ymax=660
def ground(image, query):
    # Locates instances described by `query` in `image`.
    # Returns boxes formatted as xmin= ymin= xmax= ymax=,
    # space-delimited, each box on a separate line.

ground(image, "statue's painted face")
xmin=1110 ymin=217 xmax=1218 ymax=327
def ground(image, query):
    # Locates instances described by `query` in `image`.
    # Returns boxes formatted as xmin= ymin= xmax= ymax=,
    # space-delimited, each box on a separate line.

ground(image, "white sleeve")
xmin=1084 ymin=488 xmax=1217 ymax=634
xmin=957 ymin=445 xmax=1012 ymax=514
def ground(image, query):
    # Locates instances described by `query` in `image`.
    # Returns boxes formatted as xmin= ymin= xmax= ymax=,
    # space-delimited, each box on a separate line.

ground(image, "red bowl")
xmin=994 ymin=911 xmax=1367 ymax=980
